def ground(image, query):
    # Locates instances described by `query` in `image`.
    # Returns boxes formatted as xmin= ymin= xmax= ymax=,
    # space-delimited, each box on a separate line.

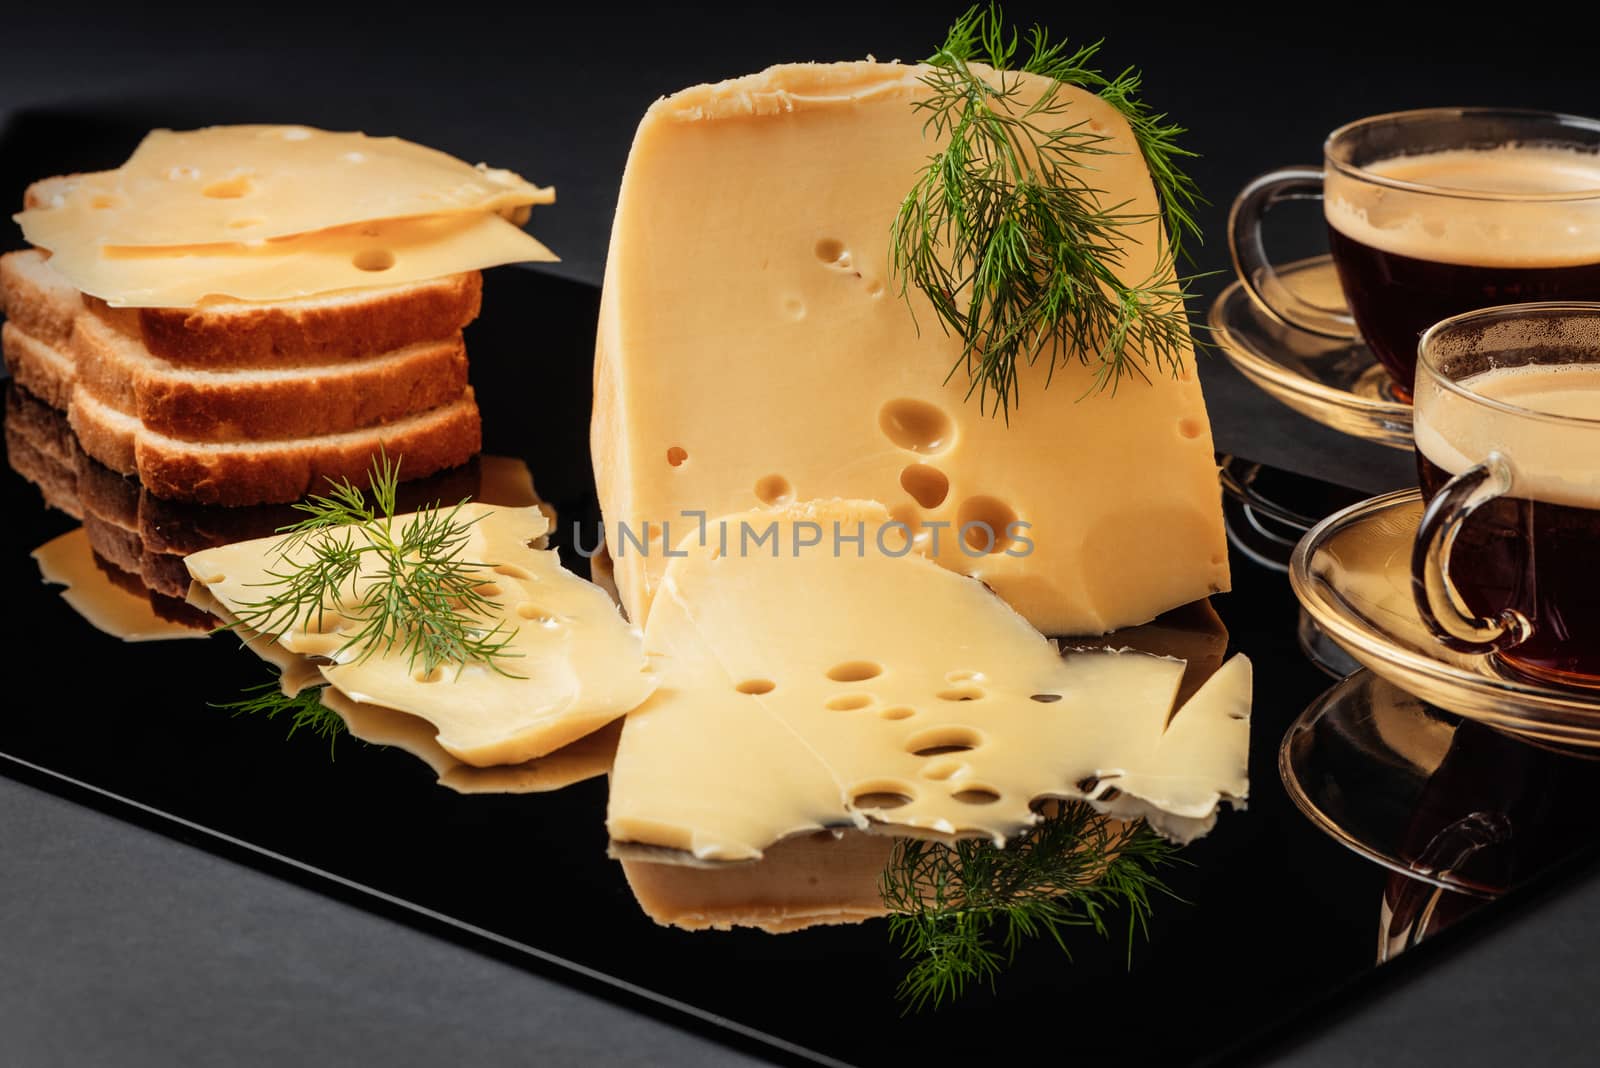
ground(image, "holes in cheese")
xmin=825 ymin=660 xmax=882 ymax=683
xmin=878 ymin=398 xmax=954 ymax=455
xmin=201 ymin=176 xmax=254 ymax=199
xmin=754 ymin=474 xmax=793 ymax=505
xmin=666 ymin=446 xmax=689 ymax=467
xmin=957 ymin=495 xmax=1018 ymax=554
xmin=814 ymin=238 xmax=849 ymax=267
xmin=606 ymin=500 xmax=1250 ymax=862
xmin=905 ymin=726 xmax=983 ymax=756
xmin=186 ymin=504 xmax=655 ymax=767
xmin=736 ymin=678 xmax=777 ymax=695
xmin=352 ymin=248 xmax=396 ymax=272
xmin=899 ymin=463 xmax=949 ymax=509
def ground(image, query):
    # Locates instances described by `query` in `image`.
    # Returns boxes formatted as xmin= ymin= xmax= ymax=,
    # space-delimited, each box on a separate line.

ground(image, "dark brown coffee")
xmin=1416 ymin=453 xmax=1600 ymax=687
xmin=1330 ymin=228 xmax=1600 ymax=397
xmin=1413 ymin=362 xmax=1600 ymax=687
xmin=1325 ymin=145 xmax=1600 ymax=396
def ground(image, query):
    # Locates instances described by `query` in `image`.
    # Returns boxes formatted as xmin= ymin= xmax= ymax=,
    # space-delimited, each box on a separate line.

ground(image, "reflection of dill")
xmin=881 ymin=803 xmax=1180 ymax=1011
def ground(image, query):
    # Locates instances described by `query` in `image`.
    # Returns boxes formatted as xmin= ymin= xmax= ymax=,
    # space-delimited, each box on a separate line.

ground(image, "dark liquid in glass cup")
xmin=1330 ymin=228 xmax=1600 ymax=398
xmin=1413 ymin=355 xmax=1600 ymax=689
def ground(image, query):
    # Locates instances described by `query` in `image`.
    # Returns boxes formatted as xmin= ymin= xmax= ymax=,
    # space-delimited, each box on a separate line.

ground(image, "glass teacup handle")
xmin=1227 ymin=167 xmax=1360 ymax=340
xmin=1411 ymin=455 xmax=1534 ymax=654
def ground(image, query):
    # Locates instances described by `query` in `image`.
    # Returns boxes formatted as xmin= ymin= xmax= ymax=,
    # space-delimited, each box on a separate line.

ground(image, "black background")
xmin=3 ymin=3 xmax=1600 ymax=1065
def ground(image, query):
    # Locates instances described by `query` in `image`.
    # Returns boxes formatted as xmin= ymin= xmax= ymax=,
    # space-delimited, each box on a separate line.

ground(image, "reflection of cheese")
xmin=16 ymin=125 xmax=552 ymax=249
xmin=33 ymin=527 xmax=208 ymax=642
xmin=593 ymin=61 xmax=1228 ymax=636
xmin=319 ymin=688 xmax=620 ymax=795
xmin=187 ymin=504 xmax=655 ymax=766
xmin=38 ymin=212 xmax=554 ymax=307
xmin=619 ymin=830 xmax=895 ymax=932
xmin=607 ymin=501 xmax=1250 ymax=862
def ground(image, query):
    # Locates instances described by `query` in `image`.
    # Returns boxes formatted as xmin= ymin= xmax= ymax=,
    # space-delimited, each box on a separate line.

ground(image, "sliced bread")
xmin=0 ymin=248 xmax=83 ymax=344
xmin=72 ymin=314 xmax=471 ymax=442
xmin=68 ymin=385 xmax=482 ymax=505
xmin=1 ymin=320 xmax=77 ymax=410
xmin=83 ymin=271 xmax=483 ymax=368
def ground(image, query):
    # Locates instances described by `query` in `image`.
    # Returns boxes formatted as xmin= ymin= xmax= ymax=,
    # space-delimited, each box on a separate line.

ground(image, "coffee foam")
xmin=1414 ymin=363 xmax=1600 ymax=507
xmin=1326 ymin=146 xmax=1600 ymax=267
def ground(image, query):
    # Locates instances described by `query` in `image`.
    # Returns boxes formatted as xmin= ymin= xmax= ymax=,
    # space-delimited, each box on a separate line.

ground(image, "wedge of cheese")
xmin=593 ymin=61 xmax=1228 ymax=636
xmin=606 ymin=501 xmax=1250 ymax=862
xmin=187 ymin=504 xmax=655 ymax=766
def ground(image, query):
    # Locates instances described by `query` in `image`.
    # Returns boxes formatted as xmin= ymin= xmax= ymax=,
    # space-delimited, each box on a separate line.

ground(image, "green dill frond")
xmin=881 ymin=802 xmax=1181 ymax=1012
xmin=211 ymin=681 xmax=347 ymax=758
xmin=229 ymin=449 xmax=520 ymax=676
xmin=891 ymin=2 xmax=1207 ymax=417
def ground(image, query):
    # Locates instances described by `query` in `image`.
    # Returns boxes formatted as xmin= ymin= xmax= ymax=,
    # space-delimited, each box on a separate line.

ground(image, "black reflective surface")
xmin=3 ymin=126 xmax=1593 ymax=1068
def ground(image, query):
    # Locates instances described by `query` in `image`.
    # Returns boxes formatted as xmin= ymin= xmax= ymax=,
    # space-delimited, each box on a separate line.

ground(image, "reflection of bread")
xmin=0 ymin=247 xmax=483 ymax=505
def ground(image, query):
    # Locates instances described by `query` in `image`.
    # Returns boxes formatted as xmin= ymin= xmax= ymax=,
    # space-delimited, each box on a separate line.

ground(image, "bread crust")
xmin=1 ymin=249 xmax=83 ymax=343
xmin=2 ymin=321 xmax=77 ymax=410
xmin=73 ymin=316 xmax=472 ymax=442
xmin=84 ymin=271 xmax=484 ymax=367
xmin=70 ymin=388 xmax=482 ymax=506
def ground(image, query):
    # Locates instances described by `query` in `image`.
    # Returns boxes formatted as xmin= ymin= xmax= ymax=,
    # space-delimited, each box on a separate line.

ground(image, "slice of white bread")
xmin=1 ymin=320 xmax=76 ymax=409
xmin=0 ymin=246 xmax=82 ymax=344
xmin=72 ymin=314 xmax=470 ymax=442
xmin=67 ymin=386 xmax=481 ymax=506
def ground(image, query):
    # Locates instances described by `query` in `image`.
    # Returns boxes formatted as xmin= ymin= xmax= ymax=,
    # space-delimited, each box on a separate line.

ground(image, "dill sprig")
xmin=211 ymin=681 xmax=347 ymax=758
xmin=229 ymin=450 xmax=519 ymax=676
xmin=891 ymin=3 xmax=1206 ymax=416
xmin=880 ymin=803 xmax=1180 ymax=1012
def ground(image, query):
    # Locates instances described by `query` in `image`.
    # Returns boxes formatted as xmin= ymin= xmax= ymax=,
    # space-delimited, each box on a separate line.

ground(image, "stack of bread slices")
xmin=1 ymin=125 xmax=554 ymax=506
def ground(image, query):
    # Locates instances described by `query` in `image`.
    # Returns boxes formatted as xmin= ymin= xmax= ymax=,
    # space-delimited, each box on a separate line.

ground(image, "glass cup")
xmin=1230 ymin=108 xmax=1600 ymax=399
xmin=1410 ymin=302 xmax=1600 ymax=689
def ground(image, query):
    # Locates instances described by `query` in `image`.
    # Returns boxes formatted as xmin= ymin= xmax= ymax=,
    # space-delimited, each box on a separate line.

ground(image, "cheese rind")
xmin=16 ymin=125 xmax=553 ymax=249
xmin=593 ymin=61 xmax=1228 ymax=636
xmin=186 ymin=504 xmax=656 ymax=766
xmin=606 ymin=501 xmax=1250 ymax=861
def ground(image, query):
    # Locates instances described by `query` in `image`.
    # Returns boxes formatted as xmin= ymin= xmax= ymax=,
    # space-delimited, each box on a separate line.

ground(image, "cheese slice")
xmin=186 ymin=504 xmax=656 ymax=766
xmin=593 ymin=61 xmax=1228 ymax=637
xmin=39 ymin=212 xmax=555 ymax=307
xmin=606 ymin=501 xmax=1250 ymax=862
xmin=16 ymin=125 xmax=553 ymax=250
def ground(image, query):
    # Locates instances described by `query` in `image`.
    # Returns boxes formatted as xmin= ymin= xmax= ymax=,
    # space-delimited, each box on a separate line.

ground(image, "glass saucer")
xmin=1282 ymin=668 xmax=1600 ymax=900
xmin=1209 ymin=255 xmax=1412 ymax=449
xmin=1289 ymin=489 xmax=1600 ymax=746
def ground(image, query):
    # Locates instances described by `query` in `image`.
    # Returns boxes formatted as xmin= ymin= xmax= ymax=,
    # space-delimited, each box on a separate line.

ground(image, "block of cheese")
xmin=16 ymin=125 xmax=553 ymax=250
xmin=607 ymin=501 xmax=1250 ymax=862
xmin=38 ymin=212 xmax=554 ymax=307
xmin=187 ymin=504 xmax=656 ymax=766
xmin=593 ymin=61 xmax=1228 ymax=637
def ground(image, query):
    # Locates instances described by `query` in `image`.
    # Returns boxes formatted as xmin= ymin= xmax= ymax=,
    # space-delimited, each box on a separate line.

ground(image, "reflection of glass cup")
xmin=1230 ymin=108 xmax=1600 ymax=399
xmin=1410 ymin=303 xmax=1600 ymax=689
